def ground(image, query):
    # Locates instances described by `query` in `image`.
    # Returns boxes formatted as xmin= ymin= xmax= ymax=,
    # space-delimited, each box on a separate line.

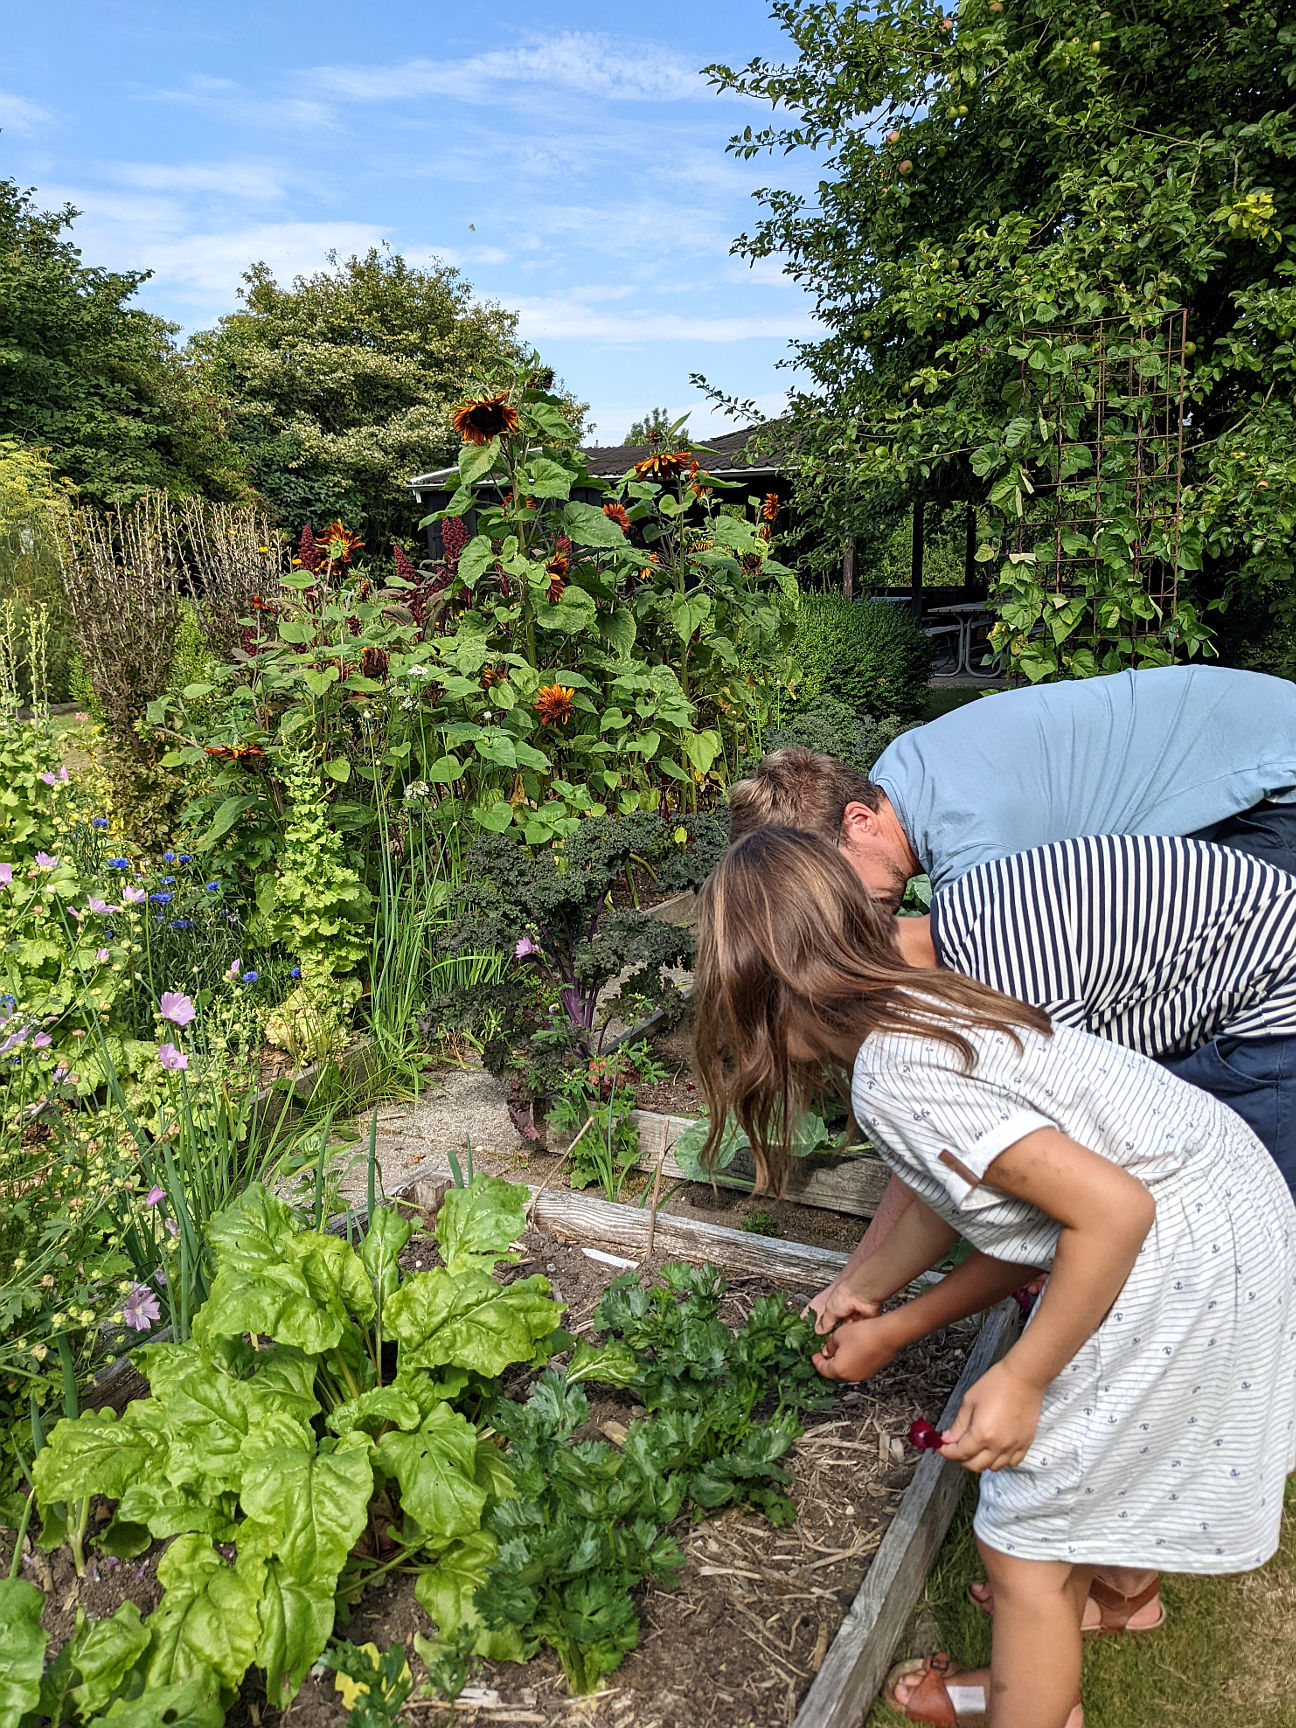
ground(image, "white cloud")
xmin=133 ymin=221 xmax=389 ymax=297
xmin=0 ymin=90 xmax=53 ymax=136
xmin=104 ymin=161 xmax=290 ymax=203
xmin=583 ymin=391 xmax=790 ymax=444
xmin=514 ymin=294 xmax=819 ymax=345
xmin=309 ymin=34 xmax=708 ymax=106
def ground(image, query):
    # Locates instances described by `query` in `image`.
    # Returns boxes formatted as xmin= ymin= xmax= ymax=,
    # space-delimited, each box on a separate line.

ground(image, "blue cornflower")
xmin=290 ymin=967 xmax=301 ymax=979
xmin=170 ymin=919 xmax=194 ymax=929
xmin=204 ymin=881 xmax=220 ymax=893
xmin=91 ymin=817 xmax=109 ymax=829
xmin=178 ymin=854 xmax=192 ymax=864
xmin=162 ymin=851 xmax=176 ymax=864
xmin=149 ymin=892 xmax=173 ymax=905
xmin=241 ymin=970 xmax=259 ymax=983
xmin=106 ymin=857 xmax=129 ymax=870
xmin=0 ymin=994 xmax=14 ymax=1008
xmin=104 ymin=929 xmax=115 ymax=939
xmin=159 ymin=876 xmax=174 ymax=886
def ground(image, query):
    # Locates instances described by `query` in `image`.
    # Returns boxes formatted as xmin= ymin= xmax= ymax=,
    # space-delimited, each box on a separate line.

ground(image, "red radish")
xmin=909 ymin=1418 xmax=944 ymax=1451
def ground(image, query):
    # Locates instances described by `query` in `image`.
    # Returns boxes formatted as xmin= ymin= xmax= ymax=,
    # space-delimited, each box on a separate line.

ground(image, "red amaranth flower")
xmin=441 ymin=517 xmax=470 ymax=572
xmin=392 ymin=544 xmax=418 ymax=582
xmin=297 ymin=524 xmax=322 ymax=573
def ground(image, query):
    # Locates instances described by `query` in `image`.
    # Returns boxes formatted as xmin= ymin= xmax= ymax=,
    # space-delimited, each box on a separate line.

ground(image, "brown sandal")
xmin=967 ymin=1572 xmax=1164 ymax=1639
xmin=884 ymin=1654 xmax=1082 ymax=1724
xmin=884 ymin=1655 xmax=987 ymax=1725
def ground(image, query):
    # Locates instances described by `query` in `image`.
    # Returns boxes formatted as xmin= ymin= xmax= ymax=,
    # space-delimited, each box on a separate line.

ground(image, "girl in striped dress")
xmin=693 ymin=828 xmax=1296 ymax=1728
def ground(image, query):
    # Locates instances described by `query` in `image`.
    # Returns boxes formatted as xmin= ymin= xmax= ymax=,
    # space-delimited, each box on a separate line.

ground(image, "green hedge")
xmin=788 ymin=594 xmax=933 ymax=722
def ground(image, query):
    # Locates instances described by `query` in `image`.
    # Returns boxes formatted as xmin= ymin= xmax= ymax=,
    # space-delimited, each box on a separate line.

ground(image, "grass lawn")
xmin=867 ymin=1477 xmax=1296 ymax=1727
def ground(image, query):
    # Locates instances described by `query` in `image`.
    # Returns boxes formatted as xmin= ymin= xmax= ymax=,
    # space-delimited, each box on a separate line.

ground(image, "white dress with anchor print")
xmin=852 ymin=1017 xmax=1296 ymax=1572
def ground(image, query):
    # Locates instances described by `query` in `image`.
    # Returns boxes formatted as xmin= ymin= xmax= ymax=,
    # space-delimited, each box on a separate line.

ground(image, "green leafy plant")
xmin=671 ymin=1110 xmax=832 ymax=1180
xmin=426 ymin=1262 xmax=836 ymax=1695
xmin=24 ymin=1174 xmax=562 ymax=1721
xmin=788 ymin=594 xmax=932 ymax=722
xmin=321 ymin=1640 xmax=413 ymax=1726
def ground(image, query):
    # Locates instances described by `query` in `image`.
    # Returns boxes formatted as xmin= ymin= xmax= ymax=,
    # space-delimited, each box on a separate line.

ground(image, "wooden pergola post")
xmin=910 ymin=497 xmax=925 ymax=617
xmin=842 ymin=536 xmax=855 ymax=601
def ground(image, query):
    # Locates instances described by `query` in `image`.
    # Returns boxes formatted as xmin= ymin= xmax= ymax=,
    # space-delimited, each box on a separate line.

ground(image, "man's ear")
xmin=839 ymin=800 xmax=877 ymax=843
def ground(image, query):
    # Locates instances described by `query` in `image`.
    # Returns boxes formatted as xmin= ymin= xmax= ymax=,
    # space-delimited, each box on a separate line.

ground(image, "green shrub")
xmin=788 ymin=594 xmax=932 ymax=722
xmin=752 ymin=693 xmax=910 ymax=776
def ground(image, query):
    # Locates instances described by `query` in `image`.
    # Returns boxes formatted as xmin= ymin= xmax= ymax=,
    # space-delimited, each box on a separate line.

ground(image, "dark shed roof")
xmin=408 ymin=424 xmax=792 ymax=495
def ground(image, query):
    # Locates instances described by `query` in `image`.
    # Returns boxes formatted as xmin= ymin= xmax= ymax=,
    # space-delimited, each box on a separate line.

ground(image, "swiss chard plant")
xmin=17 ymin=1174 xmax=562 ymax=1724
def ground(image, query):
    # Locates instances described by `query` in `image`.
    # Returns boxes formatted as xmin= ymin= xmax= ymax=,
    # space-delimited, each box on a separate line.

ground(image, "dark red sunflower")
xmin=762 ymin=491 xmax=781 ymax=522
xmin=359 ymin=646 xmax=390 ymax=681
xmin=602 ymin=502 xmax=631 ymax=531
xmin=453 ymin=392 xmax=520 ymax=445
xmin=632 ymin=450 xmax=698 ymax=481
xmin=480 ymin=663 xmax=506 ymax=690
xmin=534 ymin=683 xmax=576 ymax=726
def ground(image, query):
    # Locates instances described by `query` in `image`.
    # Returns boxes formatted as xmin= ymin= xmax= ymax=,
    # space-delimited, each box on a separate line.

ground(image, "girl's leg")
xmin=982 ymin=1540 xmax=1090 ymax=1728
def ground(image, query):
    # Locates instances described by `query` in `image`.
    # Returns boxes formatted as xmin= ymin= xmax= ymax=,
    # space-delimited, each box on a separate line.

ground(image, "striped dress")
xmin=929 ymin=833 xmax=1296 ymax=1058
xmin=852 ymin=1018 xmax=1296 ymax=1571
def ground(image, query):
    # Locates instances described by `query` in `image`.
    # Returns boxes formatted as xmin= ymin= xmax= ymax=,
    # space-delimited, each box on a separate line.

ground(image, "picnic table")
xmin=924 ymin=600 xmax=994 ymax=677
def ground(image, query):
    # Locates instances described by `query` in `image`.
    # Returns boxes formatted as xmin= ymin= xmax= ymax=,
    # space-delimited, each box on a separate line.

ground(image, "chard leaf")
xmin=85 ymin=1672 xmax=224 ymax=1727
xmin=386 ymin=1270 xmax=558 ymax=1377
xmin=144 ymin=1535 xmax=263 ymax=1692
xmin=246 ymin=1346 xmax=321 ymax=1426
xmin=237 ymin=1436 xmax=373 ymax=1584
xmin=255 ymin=1558 xmax=337 ymax=1709
xmin=393 ymin=1366 xmax=471 ymax=1421
xmin=0 ymin=1577 xmax=47 ymax=1728
xmin=376 ymin=1405 xmax=486 ymax=1542
xmin=564 ymin=1341 xmax=640 ymax=1389
xmin=205 ymin=1184 xmax=296 ymax=1275
xmin=32 ymin=1409 xmax=161 ymax=1516
xmin=328 ymin=1386 xmax=422 ymax=1438
xmin=293 ymin=1233 xmax=375 ymax=1325
xmin=116 ymin=1480 xmax=239 ymax=1542
xmin=142 ymin=1349 xmax=313 ymax=1494
xmin=68 ymin=1601 xmax=150 ymax=1717
xmin=434 ymin=1175 xmax=526 ymax=1275
xmin=474 ymin=1438 xmax=516 ymax=1502
xmin=359 ymin=1206 xmax=414 ymax=1319
xmin=413 ymin=1528 xmax=496 ymax=1634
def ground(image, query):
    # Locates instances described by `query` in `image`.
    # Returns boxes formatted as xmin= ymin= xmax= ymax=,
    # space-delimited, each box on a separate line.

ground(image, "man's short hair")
xmin=727 ymin=747 xmax=881 ymax=846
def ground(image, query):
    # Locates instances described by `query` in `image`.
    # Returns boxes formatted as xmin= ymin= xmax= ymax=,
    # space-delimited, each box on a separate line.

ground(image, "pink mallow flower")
xmin=0 ymin=864 xmax=11 ymax=887
xmin=159 ymin=991 xmax=196 ymax=1027
xmin=95 ymin=948 xmax=110 ymax=963
xmin=122 ymin=885 xmax=146 ymax=904
xmin=145 ymin=1185 xmax=166 ymax=1206
xmin=121 ymin=1283 xmax=161 ymax=1332
xmin=157 ymin=1043 xmax=188 ymax=1072
xmin=31 ymin=1033 xmax=51 ymax=1050
xmin=86 ymin=897 xmax=111 ymax=915
xmin=33 ymin=852 xmax=57 ymax=870
xmin=515 ymin=935 xmax=539 ymax=959
xmin=227 ymin=958 xmax=241 ymax=980
xmin=39 ymin=772 xmax=56 ymax=787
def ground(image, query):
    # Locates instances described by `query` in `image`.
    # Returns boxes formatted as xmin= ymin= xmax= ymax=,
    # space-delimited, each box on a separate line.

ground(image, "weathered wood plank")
xmin=630 ymin=1109 xmax=891 ymax=1220
xmin=791 ymin=1300 xmax=1020 ymax=1728
xmin=397 ymin=1168 xmax=850 ymax=1288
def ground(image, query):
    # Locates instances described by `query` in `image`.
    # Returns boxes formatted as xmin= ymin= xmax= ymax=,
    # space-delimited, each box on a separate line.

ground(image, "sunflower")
xmin=602 ymin=502 xmax=631 ymax=531
xmin=545 ymin=550 xmax=569 ymax=605
xmin=534 ymin=683 xmax=576 ymax=726
xmin=359 ymin=646 xmax=390 ymax=681
xmin=546 ymin=576 xmax=566 ymax=604
xmin=632 ymin=450 xmax=698 ymax=481
xmin=320 ymin=521 xmax=364 ymax=565
xmin=762 ymin=491 xmax=781 ymax=522
xmin=453 ymin=392 xmax=521 ymax=445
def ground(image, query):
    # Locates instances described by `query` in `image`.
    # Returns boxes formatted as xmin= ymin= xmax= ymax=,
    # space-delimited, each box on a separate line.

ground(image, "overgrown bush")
xmin=788 ymin=595 xmax=932 ymax=723
xmin=749 ymin=692 xmax=910 ymax=777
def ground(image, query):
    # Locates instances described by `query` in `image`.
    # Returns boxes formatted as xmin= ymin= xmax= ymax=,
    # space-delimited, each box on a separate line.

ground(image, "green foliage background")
xmin=708 ymin=0 xmax=1296 ymax=668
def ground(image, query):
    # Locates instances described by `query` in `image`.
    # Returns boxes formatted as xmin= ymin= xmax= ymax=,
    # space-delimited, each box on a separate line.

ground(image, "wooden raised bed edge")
xmin=630 ymin=1108 xmax=892 ymax=1221
xmin=386 ymin=1165 xmax=1018 ymax=1728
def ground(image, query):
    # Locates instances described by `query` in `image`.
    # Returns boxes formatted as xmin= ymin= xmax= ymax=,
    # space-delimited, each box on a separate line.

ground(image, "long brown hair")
xmin=693 ymin=828 xmax=1052 ymax=1193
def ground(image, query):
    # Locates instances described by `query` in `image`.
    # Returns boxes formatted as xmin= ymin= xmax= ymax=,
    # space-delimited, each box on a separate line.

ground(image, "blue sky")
xmin=1 ymin=0 xmax=823 ymax=445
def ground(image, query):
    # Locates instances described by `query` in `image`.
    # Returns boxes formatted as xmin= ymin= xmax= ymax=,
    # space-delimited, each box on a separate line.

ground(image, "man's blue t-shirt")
xmin=871 ymin=666 xmax=1296 ymax=893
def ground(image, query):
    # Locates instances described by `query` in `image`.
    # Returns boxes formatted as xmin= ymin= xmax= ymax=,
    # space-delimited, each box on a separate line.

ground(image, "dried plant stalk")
xmin=55 ymin=494 xmax=184 ymax=841
xmin=177 ymin=498 xmax=287 ymax=661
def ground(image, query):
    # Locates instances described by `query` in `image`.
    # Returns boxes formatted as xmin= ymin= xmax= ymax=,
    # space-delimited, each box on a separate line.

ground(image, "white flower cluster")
xmin=403 ymin=780 xmax=431 ymax=802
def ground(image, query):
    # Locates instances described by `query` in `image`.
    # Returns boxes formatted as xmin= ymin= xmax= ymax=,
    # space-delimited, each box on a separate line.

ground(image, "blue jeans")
xmin=1187 ymin=799 xmax=1296 ymax=875
xmin=1160 ymin=1034 xmax=1296 ymax=1198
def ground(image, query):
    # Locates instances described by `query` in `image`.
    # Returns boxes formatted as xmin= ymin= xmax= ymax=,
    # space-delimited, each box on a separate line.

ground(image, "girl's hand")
xmin=812 ymin=1313 xmax=900 ymax=1382
xmin=804 ymin=1277 xmax=882 ymax=1336
xmin=937 ymin=1360 xmax=1043 ymax=1473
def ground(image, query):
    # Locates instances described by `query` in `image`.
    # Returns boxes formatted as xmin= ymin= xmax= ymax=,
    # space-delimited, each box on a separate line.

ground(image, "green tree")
xmin=708 ymin=0 xmax=1296 ymax=673
xmin=624 ymin=407 xmax=675 ymax=445
xmin=188 ymin=247 xmax=530 ymax=548
xmin=0 ymin=180 xmax=245 ymax=507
